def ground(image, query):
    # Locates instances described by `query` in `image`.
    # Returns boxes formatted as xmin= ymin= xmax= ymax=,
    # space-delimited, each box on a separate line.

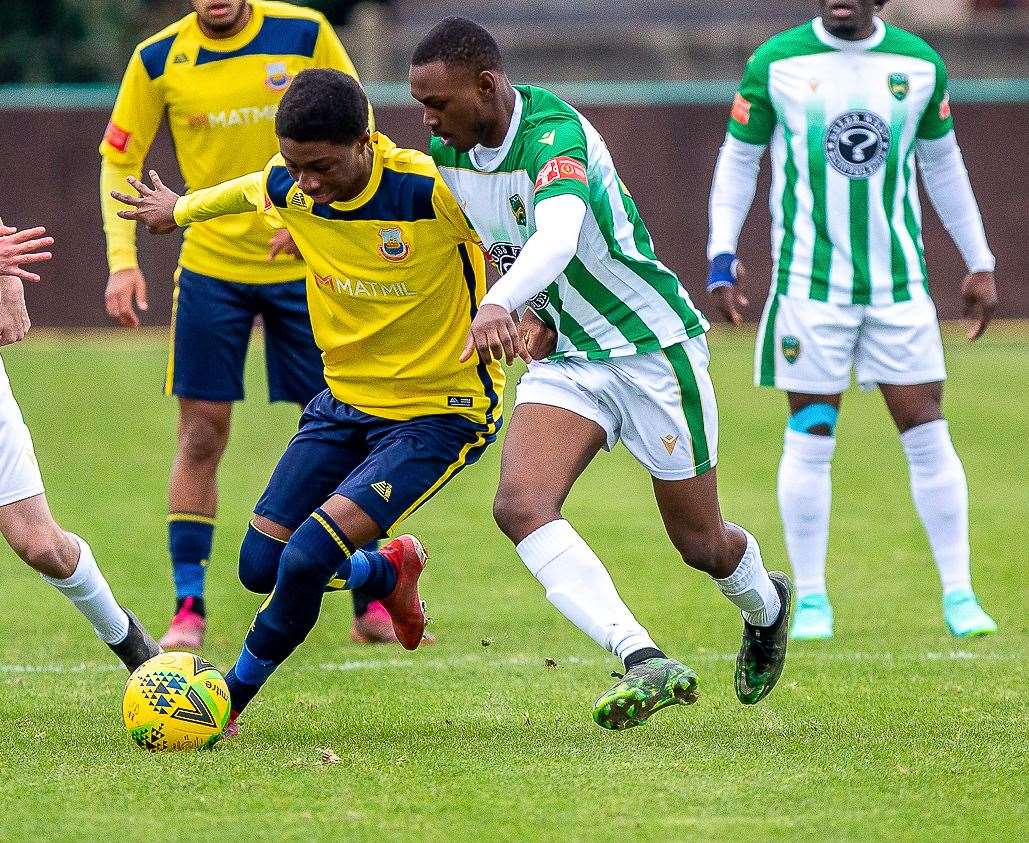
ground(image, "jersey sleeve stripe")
xmin=266 ymin=166 xmax=295 ymax=208
xmin=139 ymin=35 xmax=177 ymax=80
xmin=195 ymin=16 xmax=318 ymax=66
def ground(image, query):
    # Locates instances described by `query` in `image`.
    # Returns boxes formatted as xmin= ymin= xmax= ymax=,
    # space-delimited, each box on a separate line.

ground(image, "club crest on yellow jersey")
xmin=378 ymin=227 xmax=411 ymax=262
xmin=265 ymin=61 xmax=292 ymax=92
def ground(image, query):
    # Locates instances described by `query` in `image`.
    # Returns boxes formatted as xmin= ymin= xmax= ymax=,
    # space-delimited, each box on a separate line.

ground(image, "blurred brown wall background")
xmin=6 ymin=100 xmax=1027 ymax=327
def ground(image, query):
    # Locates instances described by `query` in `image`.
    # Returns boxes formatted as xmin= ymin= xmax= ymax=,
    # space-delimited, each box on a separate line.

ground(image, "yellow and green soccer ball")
xmin=122 ymin=651 xmax=231 ymax=751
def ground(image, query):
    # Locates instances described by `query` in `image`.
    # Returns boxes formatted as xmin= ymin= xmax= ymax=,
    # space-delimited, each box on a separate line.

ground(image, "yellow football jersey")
xmin=174 ymin=133 xmax=504 ymax=427
xmin=100 ymin=0 xmax=366 ymax=282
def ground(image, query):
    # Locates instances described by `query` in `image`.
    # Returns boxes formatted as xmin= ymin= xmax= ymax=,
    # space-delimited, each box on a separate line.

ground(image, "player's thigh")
xmin=258 ymin=279 xmax=327 ymax=406
xmin=856 ymin=297 xmax=946 ymax=392
xmin=755 ymin=294 xmax=859 ymax=394
xmin=613 ymin=336 xmax=718 ymax=481
xmin=253 ymin=390 xmax=368 ymax=532
xmin=168 ymin=268 xmax=256 ymax=403
xmin=0 ymin=360 xmax=45 ymax=513
xmin=504 ymin=360 xmax=611 ymax=509
xmin=337 ymin=412 xmax=498 ymax=537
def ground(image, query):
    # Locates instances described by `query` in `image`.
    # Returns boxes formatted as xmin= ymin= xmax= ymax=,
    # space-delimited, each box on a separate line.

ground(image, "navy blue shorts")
xmin=254 ymin=390 xmax=499 ymax=535
xmin=166 ymin=267 xmax=326 ymax=404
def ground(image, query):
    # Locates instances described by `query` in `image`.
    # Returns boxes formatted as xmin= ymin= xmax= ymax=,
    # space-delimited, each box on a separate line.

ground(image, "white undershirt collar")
xmin=812 ymin=16 xmax=885 ymax=51
xmin=469 ymin=88 xmax=523 ymax=173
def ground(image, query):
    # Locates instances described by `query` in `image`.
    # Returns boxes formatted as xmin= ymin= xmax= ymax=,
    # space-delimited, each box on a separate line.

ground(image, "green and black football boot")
xmin=592 ymin=657 xmax=699 ymax=731
xmin=734 ymin=572 xmax=793 ymax=705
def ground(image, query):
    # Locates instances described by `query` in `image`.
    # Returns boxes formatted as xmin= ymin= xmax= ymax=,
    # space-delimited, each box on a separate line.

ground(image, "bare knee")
xmin=178 ymin=404 xmax=231 ymax=466
xmin=493 ymin=485 xmax=559 ymax=544
xmin=675 ymin=525 xmax=739 ymax=579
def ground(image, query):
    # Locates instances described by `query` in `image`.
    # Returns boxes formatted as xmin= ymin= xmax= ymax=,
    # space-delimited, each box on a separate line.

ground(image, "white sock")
xmin=516 ymin=520 xmax=658 ymax=663
xmin=778 ymin=428 xmax=835 ymax=599
xmin=901 ymin=420 xmax=972 ymax=595
xmin=40 ymin=534 xmax=129 ymax=644
xmin=713 ymin=527 xmax=781 ymax=627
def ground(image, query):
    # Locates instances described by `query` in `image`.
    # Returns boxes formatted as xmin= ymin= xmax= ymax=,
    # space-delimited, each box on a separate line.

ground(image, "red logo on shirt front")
xmin=939 ymin=92 xmax=951 ymax=121
xmin=104 ymin=121 xmax=131 ymax=152
xmin=731 ymin=93 xmax=752 ymax=125
xmin=534 ymin=156 xmax=587 ymax=192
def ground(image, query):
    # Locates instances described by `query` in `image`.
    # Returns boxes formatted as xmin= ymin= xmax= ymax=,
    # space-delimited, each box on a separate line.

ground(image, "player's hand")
xmin=961 ymin=271 xmax=997 ymax=342
xmin=0 ymin=225 xmax=53 ymax=282
xmin=112 ymin=170 xmax=180 ymax=235
xmin=105 ymin=267 xmax=149 ymax=328
xmin=268 ymin=229 xmax=301 ymax=260
xmin=0 ymin=275 xmax=31 ymax=346
xmin=518 ymin=309 xmax=557 ymax=361
xmin=706 ymin=254 xmax=749 ymax=326
xmin=460 ymin=303 xmax=530 ymax=365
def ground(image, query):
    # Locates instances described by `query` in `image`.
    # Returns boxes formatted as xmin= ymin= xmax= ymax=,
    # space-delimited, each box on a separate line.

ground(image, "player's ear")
xmin=477 ymin=69 xmax=498 ymax=99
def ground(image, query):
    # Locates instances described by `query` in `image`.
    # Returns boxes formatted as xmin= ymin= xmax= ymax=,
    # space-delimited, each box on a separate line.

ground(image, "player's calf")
xmin=1 ymin=509 xmax=77 ymax=579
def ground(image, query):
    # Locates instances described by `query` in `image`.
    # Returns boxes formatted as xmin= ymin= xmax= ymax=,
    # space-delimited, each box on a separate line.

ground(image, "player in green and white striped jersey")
xmin=706 ymin=0 xmax=997 ymax=639
xmin=412 ymin=18 xmax=792 ymax=730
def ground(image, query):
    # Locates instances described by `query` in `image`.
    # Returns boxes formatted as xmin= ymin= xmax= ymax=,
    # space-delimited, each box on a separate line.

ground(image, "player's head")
xmin=409 ymin=17 xmax=508 ymax=152
xmin=819 ymin=0 xmax=887 ymax=38
xmin=275 ymin=69 xmax=372 ymax=204
xmin=191 ymin=0 xmax=249 ymax=34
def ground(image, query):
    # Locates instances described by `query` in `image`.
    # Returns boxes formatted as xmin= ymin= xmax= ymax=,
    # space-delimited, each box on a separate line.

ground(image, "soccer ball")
xmin=122 ymin=651 xmax=231 ymax=751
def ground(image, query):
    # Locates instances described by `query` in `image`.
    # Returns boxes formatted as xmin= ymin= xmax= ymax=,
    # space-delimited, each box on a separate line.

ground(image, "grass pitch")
xmin=0 ymin=326 xmax=1025 ymax=841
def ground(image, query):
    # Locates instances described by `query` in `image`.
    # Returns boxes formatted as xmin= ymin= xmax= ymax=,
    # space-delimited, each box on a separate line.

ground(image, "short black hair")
xmin=411 ymin=16 xmax=502 ymax=72
xmin=275 ymin=69 xmax=369 ymax=145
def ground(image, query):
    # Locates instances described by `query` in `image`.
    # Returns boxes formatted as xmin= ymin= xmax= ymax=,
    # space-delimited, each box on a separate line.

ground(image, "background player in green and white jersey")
xmin=411 ymin=18 xmax=792 ymax=730
xmin=705 ymin=0 xmax=998 ymax=639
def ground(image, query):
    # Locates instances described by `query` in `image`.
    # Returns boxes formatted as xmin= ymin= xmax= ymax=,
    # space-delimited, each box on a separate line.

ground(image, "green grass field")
xmin=0 ymin=326 xmax=1025 ymax=841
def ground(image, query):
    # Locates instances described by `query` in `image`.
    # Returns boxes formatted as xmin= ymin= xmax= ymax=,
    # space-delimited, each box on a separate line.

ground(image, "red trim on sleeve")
xmin=534 ymin=156 xmax=588 ymax=192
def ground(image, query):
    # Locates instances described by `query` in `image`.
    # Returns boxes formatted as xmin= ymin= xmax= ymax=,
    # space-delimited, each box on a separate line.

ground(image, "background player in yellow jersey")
xmin=113 ymin=69 xmax=505 ymax=736
xmin=99 ymin=0 xmax=391 ymax=648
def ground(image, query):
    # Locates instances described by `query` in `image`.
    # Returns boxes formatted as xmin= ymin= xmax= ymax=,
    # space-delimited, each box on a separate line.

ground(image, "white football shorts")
xmin=755 ymin=294 xmax=946 ymax=393
xmin=514 ymin=335 xmax=718 ymax=480
xmin=0 ymin=355 xmax=45 ymax=506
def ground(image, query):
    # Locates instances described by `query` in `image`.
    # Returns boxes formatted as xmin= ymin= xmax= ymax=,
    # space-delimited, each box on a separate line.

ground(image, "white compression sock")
xmin=778 ymin=428 xmax=835 ymax=599
xmin=713 ymin=527 xmax=781 ymax=627
xmin=901 ymin=420 xmax=972 ymax=594
xmin=40 ymin=534 xmax=129 ymax=644
xmin=516 ymin=520 xmax=658 ymax=663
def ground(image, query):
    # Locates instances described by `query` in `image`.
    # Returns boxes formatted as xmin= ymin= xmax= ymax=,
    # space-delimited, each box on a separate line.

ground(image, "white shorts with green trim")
xmin=0 ymin=356 xmax=45 ymax=507
xmin=514 ymin=335 xmax=718 ymax=480
xmin=755 ymin=294 xmax=946 ymax=394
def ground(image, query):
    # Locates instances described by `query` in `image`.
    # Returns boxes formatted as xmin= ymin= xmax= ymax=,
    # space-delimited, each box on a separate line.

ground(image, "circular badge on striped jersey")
xmin=824 ymin=110 xmax=891 ymax=179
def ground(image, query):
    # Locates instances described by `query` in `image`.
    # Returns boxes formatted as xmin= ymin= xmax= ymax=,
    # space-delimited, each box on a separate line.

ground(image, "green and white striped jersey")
xmin=431 ymin=85 xmax=708 ymax=361
xmin=729 ymin=18 xmax=954 ymax=305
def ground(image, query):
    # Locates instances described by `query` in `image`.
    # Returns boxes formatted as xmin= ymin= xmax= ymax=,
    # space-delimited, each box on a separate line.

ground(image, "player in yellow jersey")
xmin=99 ymin=0 xmax=391 ymax=649
xmin=113 ymin=69 xmax=505 ymax=735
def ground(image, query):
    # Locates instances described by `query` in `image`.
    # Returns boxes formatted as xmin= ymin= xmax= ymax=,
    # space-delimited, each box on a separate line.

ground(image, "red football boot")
xmin=378 ymin=535 xmax=428 ymax=650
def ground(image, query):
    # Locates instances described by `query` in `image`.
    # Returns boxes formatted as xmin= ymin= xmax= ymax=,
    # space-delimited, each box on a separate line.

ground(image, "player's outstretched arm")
xmin=462 ymin=193 xmax=586 ymax=365
xmin=916 ymin=132 xmax=997 ymax=341
xmin=0 ymin=224 xmax=53 ymax=283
